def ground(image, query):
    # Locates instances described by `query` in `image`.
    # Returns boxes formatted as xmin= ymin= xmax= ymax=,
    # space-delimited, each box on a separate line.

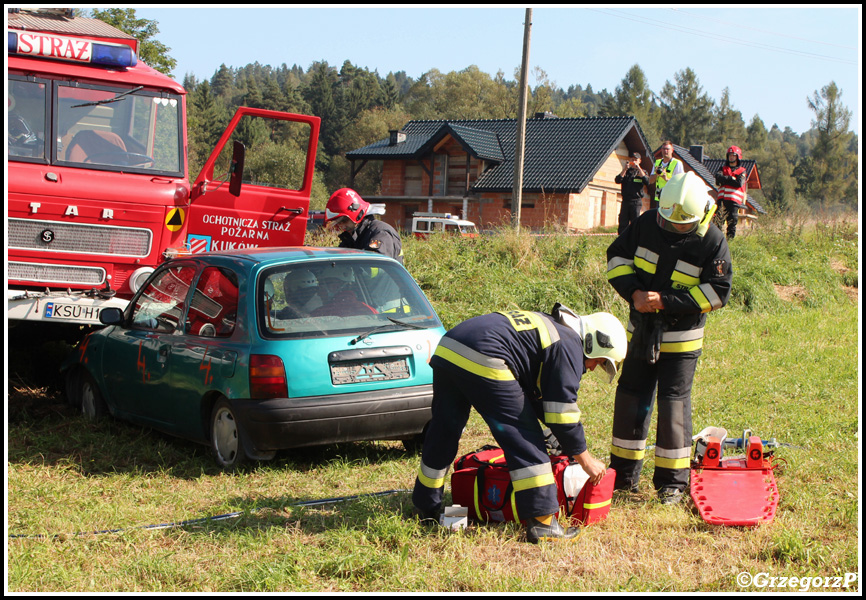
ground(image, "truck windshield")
xmin=56 ymin=83 xmax=182 ymax=175
xmin=8 ymin=77 xmax=183 ymax=176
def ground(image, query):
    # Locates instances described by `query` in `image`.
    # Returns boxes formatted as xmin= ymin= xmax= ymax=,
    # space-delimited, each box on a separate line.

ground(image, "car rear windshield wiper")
xmin=350 ymin=317 xmax=428 ymax=345
xmin=71 ymin=85 xmax=144 ymax=108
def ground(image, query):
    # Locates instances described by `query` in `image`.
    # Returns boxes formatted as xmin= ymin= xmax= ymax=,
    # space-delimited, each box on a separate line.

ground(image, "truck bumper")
xmin=7 ymin=290 xmax=129 ymax=325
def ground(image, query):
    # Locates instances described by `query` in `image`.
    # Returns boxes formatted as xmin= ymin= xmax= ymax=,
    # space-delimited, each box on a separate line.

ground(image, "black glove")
xmin=542 ymin=427 xmax=562 ymax=455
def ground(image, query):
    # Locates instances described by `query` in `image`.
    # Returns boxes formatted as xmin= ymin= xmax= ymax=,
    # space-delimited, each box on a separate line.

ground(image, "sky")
xmin=131 ymin=5 xmax=861 ymax=137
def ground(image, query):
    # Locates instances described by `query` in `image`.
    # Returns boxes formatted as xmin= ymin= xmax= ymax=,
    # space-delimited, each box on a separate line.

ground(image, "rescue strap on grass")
xmin=9 ymin=489 xmax=411 ymax=540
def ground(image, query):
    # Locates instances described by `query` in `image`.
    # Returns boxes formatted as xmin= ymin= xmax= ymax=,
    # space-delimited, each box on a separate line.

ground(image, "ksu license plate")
xmin=330 ymin=357 xmax=410 ymax=385
xmin=44 ymin=302 xmax=103 ymax=323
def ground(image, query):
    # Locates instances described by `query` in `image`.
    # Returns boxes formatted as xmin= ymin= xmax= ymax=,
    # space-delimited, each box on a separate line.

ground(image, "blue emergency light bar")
xmin=8 ymin=31 xmax=137 ymax=68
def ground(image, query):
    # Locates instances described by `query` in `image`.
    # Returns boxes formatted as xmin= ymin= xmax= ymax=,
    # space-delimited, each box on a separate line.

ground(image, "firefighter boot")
xmin=525 ymin=516 xmax=580 ymax=544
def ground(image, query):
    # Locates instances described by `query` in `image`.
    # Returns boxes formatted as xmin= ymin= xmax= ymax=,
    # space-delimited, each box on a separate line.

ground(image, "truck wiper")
xmin=71 ymin=85 xmax=144 ymax=108
xmin=350 ymin=317 xmax=427 ymax=345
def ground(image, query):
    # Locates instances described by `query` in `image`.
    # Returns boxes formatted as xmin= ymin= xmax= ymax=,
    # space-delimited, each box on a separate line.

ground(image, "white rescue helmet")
xmin=657 ymin=171 xmax=714 ymax=234
xmin=552 ymin=303 xmax=627 ymax=383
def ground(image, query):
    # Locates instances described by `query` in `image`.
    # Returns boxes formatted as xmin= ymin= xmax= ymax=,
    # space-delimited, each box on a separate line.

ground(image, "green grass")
xmin=7 ymin=216 xmax=860 ymax=592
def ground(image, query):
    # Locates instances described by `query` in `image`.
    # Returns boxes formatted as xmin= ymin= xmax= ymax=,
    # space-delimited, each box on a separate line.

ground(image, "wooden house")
xmin=345 ymin=114 xmax=653 ymax=232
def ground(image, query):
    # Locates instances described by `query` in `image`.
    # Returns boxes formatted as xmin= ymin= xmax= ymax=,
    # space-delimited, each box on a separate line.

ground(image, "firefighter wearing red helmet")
xmin=713 ymin=146 xmax=747 ymax=240
xmin=325 ymin=188 xmax=404 ymax=264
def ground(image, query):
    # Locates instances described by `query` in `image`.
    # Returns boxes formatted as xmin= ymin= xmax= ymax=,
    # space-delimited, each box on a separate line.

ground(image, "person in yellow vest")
xmin=649 ymin=141 xmax=684 ymax=210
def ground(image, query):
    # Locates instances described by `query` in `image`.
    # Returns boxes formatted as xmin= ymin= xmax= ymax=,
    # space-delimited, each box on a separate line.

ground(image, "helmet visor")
xmin=656 ymin=211 xmax=698 ymax=234
xmin=600 ymin=357 xmax=618 ymax=384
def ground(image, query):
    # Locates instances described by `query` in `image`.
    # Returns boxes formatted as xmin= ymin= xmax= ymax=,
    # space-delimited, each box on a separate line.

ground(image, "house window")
xmin=405 ymin=165 xmax=422 ymax=196
xmin=502 ymin=199 xmax=535 ymax=209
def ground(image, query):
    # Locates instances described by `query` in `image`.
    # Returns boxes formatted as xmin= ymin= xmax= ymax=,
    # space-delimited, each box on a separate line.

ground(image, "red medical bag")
xmin=450 ymin=445 xmax=615 ymax=525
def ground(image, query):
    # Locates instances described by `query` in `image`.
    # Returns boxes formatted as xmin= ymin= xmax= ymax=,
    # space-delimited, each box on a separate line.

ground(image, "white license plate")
xmin=44 ymin=302 xmax=103 ymax=323
xmin=331 ymin=357 xmax=410 ymax=385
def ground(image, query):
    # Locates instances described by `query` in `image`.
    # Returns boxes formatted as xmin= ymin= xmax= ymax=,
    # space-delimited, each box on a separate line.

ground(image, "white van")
xmin=411 ymin=213 xmax=478 ymax=238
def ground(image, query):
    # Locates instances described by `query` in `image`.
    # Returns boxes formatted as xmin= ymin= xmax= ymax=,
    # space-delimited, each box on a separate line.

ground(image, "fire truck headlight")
xmin=129 ymin=267 xmax=155 ymax=292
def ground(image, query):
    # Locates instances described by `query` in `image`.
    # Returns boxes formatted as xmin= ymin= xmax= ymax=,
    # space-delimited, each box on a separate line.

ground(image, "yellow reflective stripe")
xmin=473 ymin=478 xmax=483 ymax=520
xmin=611 ymin=445 xmax=646 ymax=461
xmin=634 ymin=256 xmax=657 ymax=275
xmin=417 ymin=464 xmax=447 ymax=489
xmin=690 ymin=283 xmax=722 ymax=313
xmin=512 ymin=493 xmax=519 ymax=521
xmin=655 ymin=456 xmax=691 ymax=470
xmin=671 ymin=271 xmax=700 ymax=288
xmin=584 ymin=499 xmax=611 ymax=510
xmin=544 ymin=404 xmax=582 ymax=425
xmin=433 ymin=344 xmax=515 ymax=381
xmin=660 ymin=338 xmax=703 ymax=353
xmin=498 ymin=310 xmax=554 ymax=348
xmin=607 ymin=264 xmax=635 ymax=280
xmin=690 ymin=286 xmax=713 ymax=312
xmin=512 ymin=472 xmax=556 ymax=492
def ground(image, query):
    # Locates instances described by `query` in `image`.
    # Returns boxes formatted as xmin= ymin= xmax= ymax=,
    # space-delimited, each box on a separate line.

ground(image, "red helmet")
xmin=325 ymin=188 xmax=369 ymax=224
xmin=726 ymin=146 xmax=743 ymax=161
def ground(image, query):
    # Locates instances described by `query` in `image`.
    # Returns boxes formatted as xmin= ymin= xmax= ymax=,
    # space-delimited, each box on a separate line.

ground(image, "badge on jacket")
xmin=368 ymin=239 xmax=382 ymax=249
xmin=713 ymin=259 xmax=727 ymax=277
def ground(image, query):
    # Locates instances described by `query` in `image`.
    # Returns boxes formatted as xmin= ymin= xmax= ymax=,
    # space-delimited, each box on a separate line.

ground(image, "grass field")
xmin=6 ymin=215 xmax=860 ymax=592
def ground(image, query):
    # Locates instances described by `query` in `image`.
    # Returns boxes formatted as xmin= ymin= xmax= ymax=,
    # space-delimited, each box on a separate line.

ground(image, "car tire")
xmin=79 ymin=371 xmax=107 ymax=420
xmin=402 ymin=422 xmax=429 ymax=454
xmin=209 ymin=398 xmax=249 ymax=470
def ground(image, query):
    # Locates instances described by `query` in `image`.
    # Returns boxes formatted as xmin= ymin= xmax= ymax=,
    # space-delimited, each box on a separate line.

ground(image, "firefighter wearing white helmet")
xmin=606 ymin=171 xmax=732 ymax=505
xmin=412 ymin=304 xmax=626 ymax=543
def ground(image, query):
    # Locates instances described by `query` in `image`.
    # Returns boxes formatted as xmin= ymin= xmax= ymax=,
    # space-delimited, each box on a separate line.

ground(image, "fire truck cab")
xmin=7 ymin=9 xmax=320 ymax=327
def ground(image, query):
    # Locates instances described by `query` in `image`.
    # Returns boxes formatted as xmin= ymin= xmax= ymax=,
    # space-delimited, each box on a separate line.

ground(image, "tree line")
xmin=93 ymin=9 xmax=858 ymax=213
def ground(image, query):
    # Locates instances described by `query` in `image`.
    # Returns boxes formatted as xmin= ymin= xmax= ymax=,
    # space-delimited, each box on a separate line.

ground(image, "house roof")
xmin=347 ymin=116 xmax=652 ymax=194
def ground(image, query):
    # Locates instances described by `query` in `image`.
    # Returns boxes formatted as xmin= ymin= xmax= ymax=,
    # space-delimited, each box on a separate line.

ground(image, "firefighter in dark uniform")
xmin=615 ymin=152 xmax=650 ymax=234
xmin=606 ymin=171 xmax=732 ymax=504
xmin=325 ymin=188 xmax=404 ymax=264
xmin=412 ymin=305 xmax=627 ymax=543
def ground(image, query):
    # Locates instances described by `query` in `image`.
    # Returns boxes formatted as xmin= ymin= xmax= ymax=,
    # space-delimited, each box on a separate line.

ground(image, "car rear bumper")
xmin=233 ymin=384 xmax=433 ymax=451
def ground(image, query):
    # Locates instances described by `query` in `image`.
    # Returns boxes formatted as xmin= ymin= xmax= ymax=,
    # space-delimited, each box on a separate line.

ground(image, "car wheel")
xmin=402 ymin=422 xmax=429 ymax=454
xmin=79 ymin=371 xmax=107 ymax=420
xmin=210 ymin=398 xmax=248 ymax=470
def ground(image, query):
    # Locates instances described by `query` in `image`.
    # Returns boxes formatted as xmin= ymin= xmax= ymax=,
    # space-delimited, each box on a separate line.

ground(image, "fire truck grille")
xmin=9 ymin=218 xmax=152 ymax=257
xmin=9 ymin=262 xmax=106 ymax=285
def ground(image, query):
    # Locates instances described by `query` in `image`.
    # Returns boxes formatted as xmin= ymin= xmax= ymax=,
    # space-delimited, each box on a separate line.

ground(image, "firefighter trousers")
xmin=609 ymin=351 xmax=699 ymax=492
xmin=412 ymin=363 xmax=559 ymax=520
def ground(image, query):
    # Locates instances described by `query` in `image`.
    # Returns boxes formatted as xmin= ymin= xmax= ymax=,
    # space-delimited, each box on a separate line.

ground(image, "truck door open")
xmin=186 ymin=107 xmax=320 ymax=253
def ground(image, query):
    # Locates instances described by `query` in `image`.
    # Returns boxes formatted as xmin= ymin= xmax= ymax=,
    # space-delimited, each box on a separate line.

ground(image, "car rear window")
xmin=258 ymin=259 xmax=441 ymax=338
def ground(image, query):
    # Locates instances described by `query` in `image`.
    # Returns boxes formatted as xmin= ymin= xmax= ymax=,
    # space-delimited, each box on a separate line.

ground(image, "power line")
xmin=670 ymin=8 xmax=858 ymax=51
xmin=586 ymin=8 xmax=857 ymax=66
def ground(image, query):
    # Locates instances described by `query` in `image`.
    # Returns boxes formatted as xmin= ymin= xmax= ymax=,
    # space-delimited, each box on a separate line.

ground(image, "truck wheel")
xmin=209 ymin=398 xmax=249 ymax=470
xmin=79 ymin=371 xmax=107 ymax=420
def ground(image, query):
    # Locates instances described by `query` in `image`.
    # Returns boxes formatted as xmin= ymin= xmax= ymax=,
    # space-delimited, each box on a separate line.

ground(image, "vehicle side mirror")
xmin=229 ymin=140 xmax=246 ymax=197
xmin=100 ymin=307 xmax=125 ymax=326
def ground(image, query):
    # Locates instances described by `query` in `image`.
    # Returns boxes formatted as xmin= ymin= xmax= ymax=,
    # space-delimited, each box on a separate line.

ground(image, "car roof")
xmin=186 ymin=246 xmax=394 ymax=266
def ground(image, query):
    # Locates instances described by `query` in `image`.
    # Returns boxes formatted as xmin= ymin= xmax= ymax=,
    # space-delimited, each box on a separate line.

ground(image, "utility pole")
xmin=511 ymin=8 xmax=532 ymax=231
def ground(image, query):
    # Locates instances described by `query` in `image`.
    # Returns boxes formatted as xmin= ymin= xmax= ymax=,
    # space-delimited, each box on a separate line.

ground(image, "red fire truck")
xmin=7 ymin=9 xmax=320 ymax=329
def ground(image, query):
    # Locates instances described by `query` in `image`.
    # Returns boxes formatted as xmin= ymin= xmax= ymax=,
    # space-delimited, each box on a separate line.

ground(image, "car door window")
xmin=131 ymin=265 xmax=196 ymax=333
xmin=187 ymin=267 xmax=239 ymax=337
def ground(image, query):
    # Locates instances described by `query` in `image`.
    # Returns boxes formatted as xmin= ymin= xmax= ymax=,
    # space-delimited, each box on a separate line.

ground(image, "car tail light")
xmin=250 ymin=355 xmax=288 ymax=399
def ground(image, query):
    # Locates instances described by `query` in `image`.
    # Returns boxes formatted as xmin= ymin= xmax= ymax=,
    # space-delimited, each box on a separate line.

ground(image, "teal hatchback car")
xmin=62 ymin=247 xmax=445 ymax=469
